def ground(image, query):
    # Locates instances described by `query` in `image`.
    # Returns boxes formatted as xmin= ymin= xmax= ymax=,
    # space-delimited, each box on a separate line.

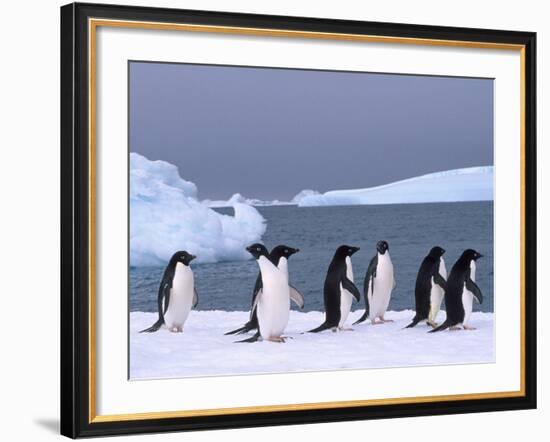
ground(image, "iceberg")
xmin=295 ymin=166 xmax=493 ymax=207
xmin=130 ymin=153 xmax=266 ymax=266
xmin=291 ymin=189 xmax=321 ymax=205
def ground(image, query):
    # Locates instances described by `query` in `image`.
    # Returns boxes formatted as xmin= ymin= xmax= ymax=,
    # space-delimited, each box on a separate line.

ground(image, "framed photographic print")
xmin=60 ymin=2 xmax=537 ymax=438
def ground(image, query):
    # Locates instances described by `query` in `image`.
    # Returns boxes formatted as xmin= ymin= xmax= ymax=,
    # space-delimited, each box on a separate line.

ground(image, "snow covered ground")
xmin=295 ymin=166 xmax=493 ymax=206
xmin=130 ymin=310 xmax=494 ymax=379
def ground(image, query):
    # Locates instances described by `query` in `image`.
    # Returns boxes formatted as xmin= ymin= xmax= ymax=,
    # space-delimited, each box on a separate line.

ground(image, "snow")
xmin=130 ymin=309 xmax=494 ymax=379
xmin=130 ymin=153 xmax=266 ymax=266
xmin=202 ymin=193 xmax=294 ymax=208
xmin=295 ymin=166 xmax=494 ymax=207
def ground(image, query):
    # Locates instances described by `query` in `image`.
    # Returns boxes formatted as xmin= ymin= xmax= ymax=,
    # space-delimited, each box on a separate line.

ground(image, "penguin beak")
xmin=246 ymin=246 xmax=253 ymax=253
xmin=477 ymin=253 xmax=484 ymax=259
xmin=189 ymin=254 xmax=196 ymax=261
xmin=293 ymin=248 xmax=300 ymax=254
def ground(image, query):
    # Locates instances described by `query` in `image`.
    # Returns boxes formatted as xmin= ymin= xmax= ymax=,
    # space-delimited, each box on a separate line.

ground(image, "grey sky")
xmin=129 ymin=62 xmax=493 ymax=200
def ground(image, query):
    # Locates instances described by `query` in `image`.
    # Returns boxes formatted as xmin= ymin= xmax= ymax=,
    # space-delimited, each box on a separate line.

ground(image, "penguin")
xmin=430 ymin=249 xmax=484 ymax=332
xmin=225 ymin=245 xmax=303 ymax=335
xmin=354 ymin=240 xmax=395 ymax=325
xmin=308 ymin=245 xmax=361 ymax=333
xmin=405 ymin=246 xmax=447 ymax=328
xmin=237 ymin=243 xmax=295 ymax=343
xmin=140 ymin=251 xmax=198 ymax=333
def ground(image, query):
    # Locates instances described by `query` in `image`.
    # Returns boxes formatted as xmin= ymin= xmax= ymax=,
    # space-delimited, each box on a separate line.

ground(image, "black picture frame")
xmin=61 ymin=2 xmax=537 ymax=438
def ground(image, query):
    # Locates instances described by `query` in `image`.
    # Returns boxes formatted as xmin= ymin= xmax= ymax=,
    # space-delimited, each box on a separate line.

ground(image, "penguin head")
xmin=376 ymin=240 xmax=389 ymax=255
xmin=335 ymin=245 xmax=360 ymax=258
xmin=171 ymin=251 xmax=196 ymax=266
xmin=463 ymin=249 xmax=483 ymax=261
xmin=429 ymin=246 xmax=446 ymax=258
xmin=271 ymin=245 xmax=300 ymax=260
xmin=246 ymin=243 xmax=269 ymax=260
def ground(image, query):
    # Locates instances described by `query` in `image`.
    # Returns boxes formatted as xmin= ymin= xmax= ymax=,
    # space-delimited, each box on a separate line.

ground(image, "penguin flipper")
xmin=361 ymin=255 xmax=377 ymax=313
xmin=139 ymin=318 xmax=163 ymax=333
xmin=193 ymin=288 xmax=199 ymax=308
xmin=235 ymin=331 xmax=261 ymax=343
xmin=308 ymin=322 xmax=333 ymax=333
xmin=429 ymin=320 xmax=451 ymax=333
xmin=466 ymin=278 xmax=483 ymax=304
xmin=289 ymin=285 xmax=305 ymax=309
xmin=342 ymin=277 xmax=361 ymax=301
xmin=434 ymin=272 xmax=447 ymax=291
xmin=250 ymin=289 xmax=263 ymax=313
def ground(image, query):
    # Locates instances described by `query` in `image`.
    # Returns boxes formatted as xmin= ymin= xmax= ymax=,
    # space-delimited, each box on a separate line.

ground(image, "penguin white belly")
xmin=163 ymin=263 xmax=194 ymax=330
xmin=462 ymin=290 xmax=474 ymax=326
xmin=257 ymin=289 xmax=290 ymax=338
xmin=369 ymin=254 xmax=394 ymax=319
xmin=429 ymin=258 xmax=447 ymax=323
xmin=429 ymin=283 xmax=445 ymax=323
xmin=277 ymin=257 xmax=289 ymax=278
xmin=339 ymin=257 xmax=354 ymax=327
xmin=257 ymin=256 xmax=290 ymax=339
xmin=462 ymin=260 xmax=476 ymax=326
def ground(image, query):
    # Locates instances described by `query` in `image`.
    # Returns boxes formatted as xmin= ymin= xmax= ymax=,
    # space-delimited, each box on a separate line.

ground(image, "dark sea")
xmin=130 ymin=201 xmax=494 ymax=313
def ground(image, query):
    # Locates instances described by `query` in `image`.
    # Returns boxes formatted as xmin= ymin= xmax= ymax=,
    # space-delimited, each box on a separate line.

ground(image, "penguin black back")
xmin=309 ymin=245 xmax=361 ymax=333
xmin=430 ymin=249 xmax=483 ymax=333
xmin=406 ymin=246 xmax=446 ymax=328
xmin=140 ymin=251 xmax=196 ymax=333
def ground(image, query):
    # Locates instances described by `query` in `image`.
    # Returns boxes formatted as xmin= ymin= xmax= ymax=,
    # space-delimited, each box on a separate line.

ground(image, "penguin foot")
xmin=380 ymin=317 xmax=393 ymax=323
xmin=427 ymin=321 xmax=438 ymax=328
xmin=463 ymin=325 xmax=477 ymax=330
xmin=267 ymin=337 xmax=286 ymax=343
xmin=449 ymin=326 xmax=462 ymax=331
xmin=338 ymin=327 xmax=354 ymax=331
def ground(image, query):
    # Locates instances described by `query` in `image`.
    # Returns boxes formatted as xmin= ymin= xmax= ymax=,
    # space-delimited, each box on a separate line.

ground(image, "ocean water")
xmin=130 ymin=201 xmax=494 ymax=314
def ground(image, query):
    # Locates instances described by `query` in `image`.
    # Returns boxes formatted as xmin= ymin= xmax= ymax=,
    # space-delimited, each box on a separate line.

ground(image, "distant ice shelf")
xmin=294 ymin=166 xmax=494 ymax=207
xmin=202 ymin=193 xmax=294 ymax=208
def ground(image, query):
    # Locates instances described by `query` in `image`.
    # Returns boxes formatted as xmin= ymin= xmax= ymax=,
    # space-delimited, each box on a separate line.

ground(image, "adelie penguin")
xmin=238 ymin=244 xmax=303 ymax=343
xmin=430 ymin=249 xmax=484 ymax=332
xmin=309 ymin=245 xmax=361 ymax=333
xmin=405 ymin=246 xmax=447 ymax=328
xmin=140 ymin=251 xmax=198 ymax=333
xmin=225 ymin=245 xmax=304 ymax=335
xmin=354 ymin=240 xmax=395 ymax=325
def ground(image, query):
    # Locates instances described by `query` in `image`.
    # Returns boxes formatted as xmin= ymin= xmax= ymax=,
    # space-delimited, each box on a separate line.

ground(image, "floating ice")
xmin=291 ymin=189 xmax=321 ymax=205
xmin=130 ymin=153 xmax=266 ymax=266
xmin=295 ymin=166 xmax=494 ymax=207
xmin=202 ymin=193 xmax=293 ymax=208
